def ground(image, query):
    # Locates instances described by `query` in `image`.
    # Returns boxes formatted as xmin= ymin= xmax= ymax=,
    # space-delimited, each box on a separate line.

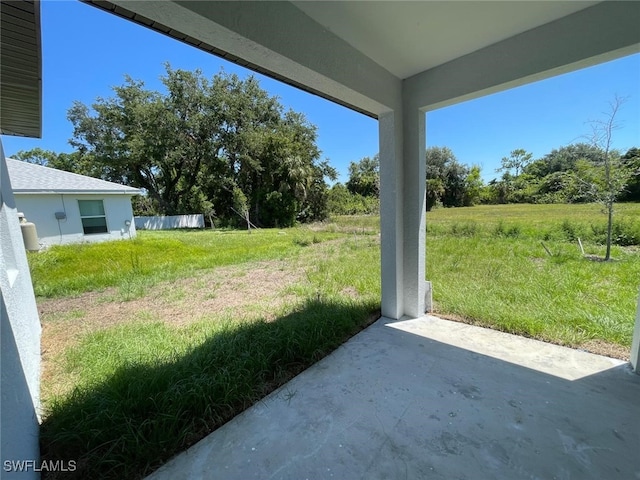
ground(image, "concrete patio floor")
xmin=147 ymin=315 xmax=639 ymax=480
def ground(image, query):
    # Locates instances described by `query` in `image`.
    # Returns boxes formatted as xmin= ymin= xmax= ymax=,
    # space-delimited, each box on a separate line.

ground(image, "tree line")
xmin=327 ymin=143 xmax=638 ymax=212
xmin=330 ymin=97 xmax=638 ymax=228
xmin=18 ymin=138 xmax=638 ymax=221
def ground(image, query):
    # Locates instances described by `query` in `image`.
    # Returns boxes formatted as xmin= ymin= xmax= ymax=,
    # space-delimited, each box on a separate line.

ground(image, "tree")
xmin=425 ymin=146 xmax=471 ymax=209
xmin=12 ymin=147 xmax=57 ymax=166
xmin=486 ymin=173 xmax=514 ymax=204
xmin=12 ymin=148 xmax=98 ymax=176
xmin=442 ymin=159 xmax=468 ymax=207
xmin=346 ymin=154 xmax=379 ymax=198
xmin=489 ymin=149 xmax=534 ymax=203
xmin=232 ymin=186 xmax=252 ymax=231
xmin=535 ymin=171 xmax=575 ymax=203
xmin=425 ymin=178 xmax=445 ymax=211
xmin=525 ymin=143 xmax=604 ymax=179
xmin=497 ymin=149 xmax=533 ymax=177
xmin=463 ymin=165 xmax=484 ymax=206
xmin=326 ymin=182 xmax=379 ymax=215
xmin=68 ymin=67 xmax=220 ymax=215
xmin=298 ymin=160 xmax=338 ymax=222
xmin=67 ymin=64 xmax=329 ymax=226
xmin=224 ymin=108 xmax=329 ymax=227
xmin=619 ymin=147 xmax=640 ymax=202
xmin=573 ymin=96 xmax=634 ymax=261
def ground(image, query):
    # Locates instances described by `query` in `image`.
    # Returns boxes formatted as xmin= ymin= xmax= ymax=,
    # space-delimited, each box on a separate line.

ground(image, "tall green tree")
xmin=12 ymin=147 xmax=56 ymax=166
xmin=12 ymin=148 xmax=98 ymax=177
xmin=68 ymin=67 xmax=221 ymax=214
xmin=497 ymin=148 xmax=533 ymax=177
xmin=426 ymin=146 xmax=473 ymax=209
xmin=525 ymin=143 xmax=604 ymax=179
xmin=67 ymin=64 xmax=329 ymax=226
xmin=346 ymin=154 xmax=379 ymax=198
xmin=463 ymin=165 xmax=484 ymax=206
xmin=487 ymin=149 xmax=535 ymax=203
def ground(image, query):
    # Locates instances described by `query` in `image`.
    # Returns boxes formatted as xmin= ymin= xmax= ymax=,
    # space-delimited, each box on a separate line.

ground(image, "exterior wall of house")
xmin=1 ymin=143 xmax=41 ymax=478
xmin=14 ymin=193 xmax=137 ymax=247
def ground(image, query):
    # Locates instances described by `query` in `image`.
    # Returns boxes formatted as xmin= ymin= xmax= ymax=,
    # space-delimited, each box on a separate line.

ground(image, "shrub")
xmin=591 ymin=220 xmax=640 ymax=246
xmin=493 ymin=221 xmax=521 ymax=238
xmin=558 ymin=219 xmax=585 ymax=242
xmin=327 ymin=185 xmax=379 ymax=216
xmin=450 ymin=222 xmax=478 ymax=237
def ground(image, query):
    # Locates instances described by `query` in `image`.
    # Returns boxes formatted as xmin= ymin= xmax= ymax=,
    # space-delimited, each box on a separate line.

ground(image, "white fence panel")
xmin=134 ymin=214 xmax=204 ymax=230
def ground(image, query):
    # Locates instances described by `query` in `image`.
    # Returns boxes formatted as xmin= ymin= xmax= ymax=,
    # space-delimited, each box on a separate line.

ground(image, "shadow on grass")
xmin=41 ymin=299 xmax=380 ymax=480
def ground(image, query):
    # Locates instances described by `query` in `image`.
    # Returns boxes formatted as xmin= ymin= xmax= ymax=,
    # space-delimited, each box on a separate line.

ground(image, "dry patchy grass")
xmin=39 ymin=258 xmax=304 ymax=400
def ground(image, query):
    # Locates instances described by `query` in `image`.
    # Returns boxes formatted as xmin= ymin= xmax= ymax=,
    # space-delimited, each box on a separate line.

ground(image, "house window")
xmin=78 ymin=200 xmax=108 ymax=234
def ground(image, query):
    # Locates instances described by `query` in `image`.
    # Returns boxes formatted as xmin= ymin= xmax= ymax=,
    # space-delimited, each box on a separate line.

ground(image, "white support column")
xmin=379 ymin=112 xmax=403 ymax=319
xmin=379 ymin=107 xmax=426 ymax=320
xmin=402 ymin=108 xmax=426 ymax=318
xmin=0 ymin=140 xmax=42 ymax=477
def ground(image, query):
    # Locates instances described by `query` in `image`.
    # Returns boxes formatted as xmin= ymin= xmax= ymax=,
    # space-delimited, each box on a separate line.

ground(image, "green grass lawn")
xmin=35 ymin=228 xmax=380 ymax=479
xmin=329 ymin=204 xmax=640 ymax=348
xmin=424 ymin=203 xmax=640 ymax=349
xmin=28 ymin=228 xmax=342 ymax=298
xmin=31 ymin=204 xmax=640 ymax=479
xmin=426 ymin=202 xmax=640 ymax=244
xmin=427 ymin=236 xmax=638 ymax=346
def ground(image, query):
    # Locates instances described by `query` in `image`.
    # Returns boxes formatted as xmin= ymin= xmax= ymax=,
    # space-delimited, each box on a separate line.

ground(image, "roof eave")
xmin=13 ymin=190 xmax=143 ymax=195
xmin=0 ymin=0 xmax=43 ymax=138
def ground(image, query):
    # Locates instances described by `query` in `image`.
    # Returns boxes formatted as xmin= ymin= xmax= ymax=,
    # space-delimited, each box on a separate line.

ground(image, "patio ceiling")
xmin=292 ymin=1 xmax=598 ymax=79
xmin=0 ymin=0 xmax=42 ymax=138
xmin=88 ymin=1 xmax=639 ymax=116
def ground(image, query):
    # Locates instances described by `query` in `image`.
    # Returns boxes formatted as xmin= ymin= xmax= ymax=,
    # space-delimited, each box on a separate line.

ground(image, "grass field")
xmin=34 ymin=228 xmax=381 ymax=479
xmin=425 ymin=203 xmax=640 ymax=352
xmin=31 ymin=203 xmax=640 ymax=479
xmin=28 ymin=228 xmax=344 ymax=298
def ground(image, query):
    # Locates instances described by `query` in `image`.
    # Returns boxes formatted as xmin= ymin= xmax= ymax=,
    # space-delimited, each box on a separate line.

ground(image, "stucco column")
xmin=402 ymin=108 xmax=426 ymax=318
xmin=379 ymin=108 xmax=426 ymax=319
xmin=379 ymin=112 xmax=402 ymax=319
xmin=0 ymin=140 xmax=42 ymax=477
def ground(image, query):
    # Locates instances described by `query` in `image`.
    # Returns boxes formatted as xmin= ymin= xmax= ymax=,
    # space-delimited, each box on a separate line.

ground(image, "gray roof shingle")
xmin=6 ymin=158 xmax=142 ymax=195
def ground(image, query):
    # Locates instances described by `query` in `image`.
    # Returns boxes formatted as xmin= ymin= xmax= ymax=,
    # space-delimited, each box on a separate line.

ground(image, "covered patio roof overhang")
xmin=89 ymin=0 xmax=640 ymax=320
xmin=0 ymin=0 xmax=42 ymax=137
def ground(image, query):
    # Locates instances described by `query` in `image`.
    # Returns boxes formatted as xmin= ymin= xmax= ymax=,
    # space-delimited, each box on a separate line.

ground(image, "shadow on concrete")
xmin=39 ymin=299 xmax=379 ymax=479
xmin=146 ymin=315 xmax=640 ymax=480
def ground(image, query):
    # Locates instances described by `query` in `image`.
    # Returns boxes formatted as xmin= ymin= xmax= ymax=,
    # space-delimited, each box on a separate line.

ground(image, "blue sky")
xmin=2 ymin=1 xmax=639 ymax=183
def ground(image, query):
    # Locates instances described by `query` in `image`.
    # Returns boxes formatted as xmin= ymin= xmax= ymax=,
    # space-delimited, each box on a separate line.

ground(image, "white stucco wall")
xmin=14 ymin=193 xmax=137 ymax=247
xmin=1 ymin=143 xmax=41 ymax=478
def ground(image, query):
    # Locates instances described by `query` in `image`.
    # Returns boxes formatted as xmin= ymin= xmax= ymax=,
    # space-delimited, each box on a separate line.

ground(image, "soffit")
xmin=0 ymin=0 xmax=42 ymax=138
xmin=292 ymin=1 xmax=598 ymax=79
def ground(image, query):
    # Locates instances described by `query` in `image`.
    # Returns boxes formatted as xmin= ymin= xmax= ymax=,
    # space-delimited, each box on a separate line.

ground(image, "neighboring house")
xmin=6 ymin=158 xmax=142 ymax=247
